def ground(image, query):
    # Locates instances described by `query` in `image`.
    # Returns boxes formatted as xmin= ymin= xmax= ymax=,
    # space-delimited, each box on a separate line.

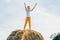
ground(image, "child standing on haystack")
xmin=24 ymin=2 xmax=37 ymax=31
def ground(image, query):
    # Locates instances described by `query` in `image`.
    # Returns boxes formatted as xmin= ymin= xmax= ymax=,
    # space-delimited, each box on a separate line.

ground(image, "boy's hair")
xmin=27 ymin=6 xmax=30 ymax=8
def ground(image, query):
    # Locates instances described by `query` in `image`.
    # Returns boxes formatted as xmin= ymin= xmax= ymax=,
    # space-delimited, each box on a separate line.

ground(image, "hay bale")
xmin=7 ymin=30 xmax=44 ymax=40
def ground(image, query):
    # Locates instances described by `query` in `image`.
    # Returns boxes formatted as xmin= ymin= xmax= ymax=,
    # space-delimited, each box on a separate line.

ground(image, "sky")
xmin=0 ymin=0 xmax=60 ymax=40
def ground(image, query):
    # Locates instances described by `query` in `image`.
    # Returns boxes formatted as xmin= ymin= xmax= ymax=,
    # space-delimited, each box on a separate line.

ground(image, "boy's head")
xmin=27 ymin=6 xmax=30 ymax=10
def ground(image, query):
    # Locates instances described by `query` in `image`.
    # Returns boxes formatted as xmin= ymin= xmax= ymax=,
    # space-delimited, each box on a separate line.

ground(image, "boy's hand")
xmin=24 ymin=2 xmax=26 ymax=5
xmin=35 ymin=3 xmax=37 ymax=6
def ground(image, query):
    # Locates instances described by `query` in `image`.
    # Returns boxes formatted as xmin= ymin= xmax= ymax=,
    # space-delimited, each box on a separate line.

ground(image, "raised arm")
xmin=31 ymin=3 xmax=37 ymax=11
xmin=24 ymin=2 xmax=27 ymax=10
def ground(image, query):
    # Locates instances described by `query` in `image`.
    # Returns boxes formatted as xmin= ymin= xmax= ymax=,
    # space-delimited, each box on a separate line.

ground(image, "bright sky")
xmin=0 ymin=0 xmax=60 ymax=40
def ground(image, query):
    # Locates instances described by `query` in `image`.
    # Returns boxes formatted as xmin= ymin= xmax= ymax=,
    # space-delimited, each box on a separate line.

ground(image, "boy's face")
xmin=27 ymin=6 xmax=30 ymax=10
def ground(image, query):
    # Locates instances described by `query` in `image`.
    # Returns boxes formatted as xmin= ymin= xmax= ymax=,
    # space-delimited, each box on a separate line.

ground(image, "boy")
xmin=24 ymin=2 xmax=37 ymax=31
